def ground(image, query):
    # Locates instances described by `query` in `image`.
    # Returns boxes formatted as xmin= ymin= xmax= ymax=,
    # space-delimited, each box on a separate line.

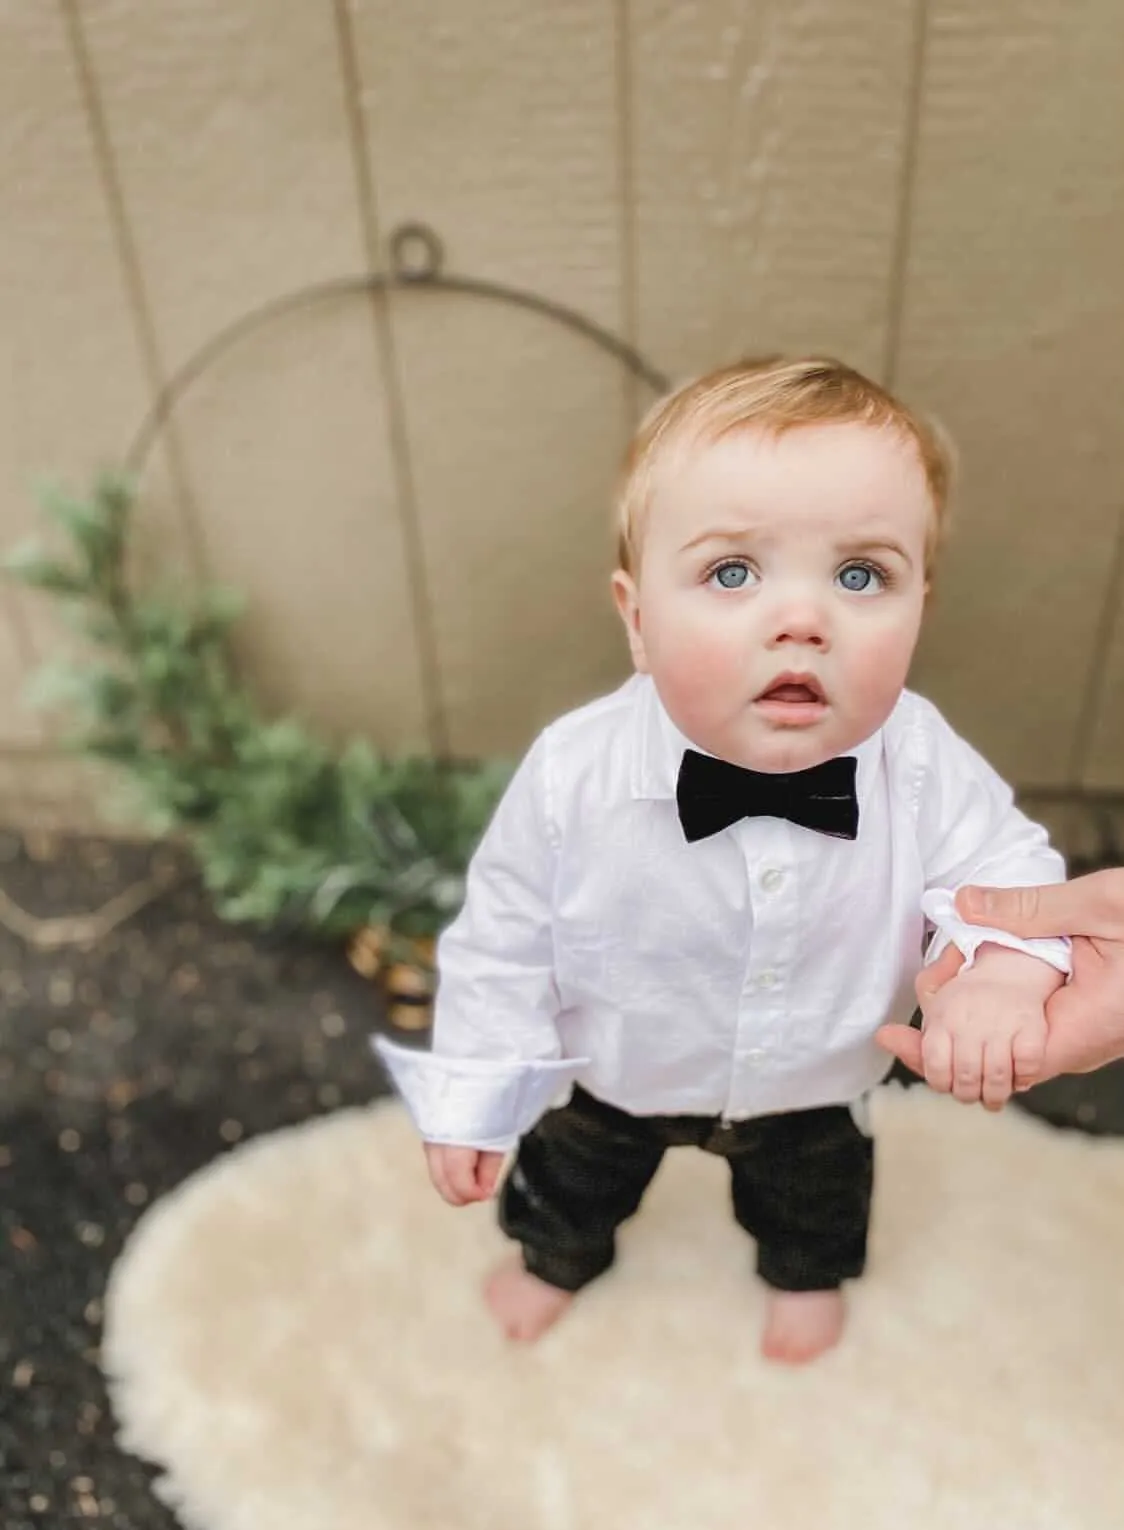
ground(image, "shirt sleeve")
xmin=371 ymin=730 xmax=588 ymax=1150
xmin=910 ymin=700 xmax=1071 ymax=976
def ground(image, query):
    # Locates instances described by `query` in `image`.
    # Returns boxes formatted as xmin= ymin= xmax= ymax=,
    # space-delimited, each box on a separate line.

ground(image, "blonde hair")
xmin=615 ymin=356 xmax=954 ymax=576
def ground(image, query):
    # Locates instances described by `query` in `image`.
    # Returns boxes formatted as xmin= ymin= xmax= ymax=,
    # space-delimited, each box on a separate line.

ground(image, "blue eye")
xmin=709 ymin=561 xmax=754 ymax=590
xmin=837 ymin=563 xmax=884 ymax=594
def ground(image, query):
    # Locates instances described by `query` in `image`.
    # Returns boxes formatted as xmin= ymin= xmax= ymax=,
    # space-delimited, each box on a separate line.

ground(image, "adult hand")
xmin=877 ymin=870 xmax=1124 ymax=1084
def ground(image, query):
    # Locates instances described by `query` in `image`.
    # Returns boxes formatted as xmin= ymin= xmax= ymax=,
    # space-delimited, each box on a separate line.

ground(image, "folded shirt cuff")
xmin=921 ymin=889 xmax=1072 ymax=976
xmin=372 ymin=1036 xmax=590 ymax=1151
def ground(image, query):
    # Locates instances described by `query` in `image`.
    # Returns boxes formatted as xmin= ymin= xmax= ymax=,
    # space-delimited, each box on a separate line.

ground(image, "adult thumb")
xmin=875 ymin=1023 xmax=924 ymax=1076
xmin=955 ymin=882 xmax=1070 ymax=940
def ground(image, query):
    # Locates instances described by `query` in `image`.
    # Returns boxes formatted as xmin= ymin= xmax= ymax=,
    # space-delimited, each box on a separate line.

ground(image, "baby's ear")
xmin=610 ymin=570 xmax=649 ymax=673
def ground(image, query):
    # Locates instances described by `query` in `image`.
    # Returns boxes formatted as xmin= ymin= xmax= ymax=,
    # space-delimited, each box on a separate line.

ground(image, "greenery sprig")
xmin=5 ymin=476 xmax=509 ymax=944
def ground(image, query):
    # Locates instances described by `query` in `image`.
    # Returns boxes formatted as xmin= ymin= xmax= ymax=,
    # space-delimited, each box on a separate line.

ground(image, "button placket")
xmin=743 ymin=827 xmax=795 ymax=1002
xmin=731 ymin=823 xmax=793 ymax=1114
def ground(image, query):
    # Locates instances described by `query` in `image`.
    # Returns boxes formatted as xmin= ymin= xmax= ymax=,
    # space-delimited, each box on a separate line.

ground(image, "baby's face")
xmin=612 ymin=422 xmax=931 ymax=772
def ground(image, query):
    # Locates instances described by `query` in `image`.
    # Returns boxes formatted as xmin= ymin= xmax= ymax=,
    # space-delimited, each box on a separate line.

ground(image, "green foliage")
xmin=5 ymin=475 xmax=510 ymax=942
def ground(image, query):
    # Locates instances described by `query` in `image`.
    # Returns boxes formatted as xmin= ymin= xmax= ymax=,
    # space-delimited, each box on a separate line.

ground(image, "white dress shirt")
xmin=375 ymin=676 xmax=1069 ymax=1152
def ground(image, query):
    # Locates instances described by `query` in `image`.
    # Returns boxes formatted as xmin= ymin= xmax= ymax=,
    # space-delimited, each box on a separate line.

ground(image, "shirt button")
xmin=756 ymin=970 xmax=778 ymax=990
xmin=760 ymin=867 xmax=785 ymax=893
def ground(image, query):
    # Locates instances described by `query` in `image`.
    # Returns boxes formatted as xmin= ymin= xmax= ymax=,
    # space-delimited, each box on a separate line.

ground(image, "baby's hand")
xmin=424 ymin=1142 xmax=506 ymax=1206
xmin=915 ymin=945 xmax=1063 ymax=1110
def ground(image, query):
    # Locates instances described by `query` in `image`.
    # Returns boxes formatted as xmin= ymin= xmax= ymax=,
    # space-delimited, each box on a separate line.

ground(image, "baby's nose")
xmin=767 ymin=598 xmax=831 ymax=649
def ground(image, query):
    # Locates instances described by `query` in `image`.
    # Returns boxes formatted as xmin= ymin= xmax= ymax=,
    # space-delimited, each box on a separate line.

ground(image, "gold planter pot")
xmin=347 ymin=926 xmax=435 ymax=1031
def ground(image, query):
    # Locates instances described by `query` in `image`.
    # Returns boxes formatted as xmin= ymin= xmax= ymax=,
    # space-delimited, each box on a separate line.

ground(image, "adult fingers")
xmin=1039 ymin=978 xmax=1124 ymax=1078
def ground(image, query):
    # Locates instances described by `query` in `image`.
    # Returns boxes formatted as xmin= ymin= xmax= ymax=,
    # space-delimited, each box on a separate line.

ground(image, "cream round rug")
xmin=103 ymin=1086 xmax=1124 ymax=1530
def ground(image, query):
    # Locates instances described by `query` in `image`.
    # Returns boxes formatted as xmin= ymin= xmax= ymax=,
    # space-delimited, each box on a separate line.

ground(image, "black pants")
xmin=499 ymin=1085 xmax=873 ymax=1294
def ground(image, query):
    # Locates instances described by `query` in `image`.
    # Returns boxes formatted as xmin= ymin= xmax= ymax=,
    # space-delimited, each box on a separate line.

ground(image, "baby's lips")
xmin=754 ymin=672 xmax=826 ymax=704
xmin=756 ymin=683 xmax=826 ymax=704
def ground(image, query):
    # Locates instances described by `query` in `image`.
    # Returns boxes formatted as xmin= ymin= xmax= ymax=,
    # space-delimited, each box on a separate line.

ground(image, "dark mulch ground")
xmin=1 ymin=827 xmax=1122 ymax=1528
xmin=0 ymin=828 xmax=392 ymax=1529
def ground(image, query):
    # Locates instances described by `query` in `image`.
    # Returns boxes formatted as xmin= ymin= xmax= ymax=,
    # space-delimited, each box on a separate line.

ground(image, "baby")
xmin=376 ymin=358 xmax=1069 ymax=1364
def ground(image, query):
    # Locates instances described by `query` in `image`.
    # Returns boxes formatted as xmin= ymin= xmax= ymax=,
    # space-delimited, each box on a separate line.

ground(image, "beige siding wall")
xmin=2 ymin=0 xmax=1122 ymax=829
xmin=898 ymin=0 xmax=1124 ymax=787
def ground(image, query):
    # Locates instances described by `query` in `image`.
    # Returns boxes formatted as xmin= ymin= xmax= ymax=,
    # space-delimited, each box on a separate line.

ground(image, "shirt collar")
xmin=628 ymin=673 xmax=884 ymax=812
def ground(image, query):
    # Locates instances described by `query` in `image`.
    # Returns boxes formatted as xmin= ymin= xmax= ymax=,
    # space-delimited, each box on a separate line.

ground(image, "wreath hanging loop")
xmin=124 ymin=219 xmax=669 ymax=480
xmin=388 ymin=222 xmax=445 ymax=283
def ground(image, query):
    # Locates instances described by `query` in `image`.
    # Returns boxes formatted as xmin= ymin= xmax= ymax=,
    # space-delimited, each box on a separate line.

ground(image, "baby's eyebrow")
xmin=678 ymin=527 xmax=758 ymax=554
xmin=838 ymin=537 xmax=913 ymax=565
xmin=679 ymin=529 xmax=916 ymax=565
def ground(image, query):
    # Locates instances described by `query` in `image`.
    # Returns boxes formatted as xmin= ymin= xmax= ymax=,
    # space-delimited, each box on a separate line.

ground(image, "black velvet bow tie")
xmin=675 ymin=749 xmax=860 ymax=844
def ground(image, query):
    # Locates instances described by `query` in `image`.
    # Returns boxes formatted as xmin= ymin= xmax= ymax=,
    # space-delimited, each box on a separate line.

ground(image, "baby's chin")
xmin=713 ymin=719 xmax=870 ymax=775
xmin=740 ymin=740 xmax=838 ymax=774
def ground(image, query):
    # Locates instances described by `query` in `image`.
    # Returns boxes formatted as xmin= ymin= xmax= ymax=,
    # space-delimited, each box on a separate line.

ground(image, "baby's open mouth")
xmin=756 ymin=676 xmax=826 ymax=705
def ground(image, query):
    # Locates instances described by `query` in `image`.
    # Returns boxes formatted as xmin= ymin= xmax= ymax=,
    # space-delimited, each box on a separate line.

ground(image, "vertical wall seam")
xmin=1 ymin=588 xmax=44 ymax=743
xmin=881 ymin=0 xmax=930 ymax=391
xmin=1066 ymin=500 xmax=1124 ymax=787
xmin=615 ymin=0 xmax=641 ymax=438
xmin=3 ymin=587 xmax=39 ymax=671
xmin=58 ymin=0 xmax=210 ymax=584
xmin=330 ymin=0 xmax=449 ymax=757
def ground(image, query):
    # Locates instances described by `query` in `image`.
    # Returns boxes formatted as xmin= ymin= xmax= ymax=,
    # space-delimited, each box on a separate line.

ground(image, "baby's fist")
xmin=424 ymin=1142 xmax=505 ymax=1206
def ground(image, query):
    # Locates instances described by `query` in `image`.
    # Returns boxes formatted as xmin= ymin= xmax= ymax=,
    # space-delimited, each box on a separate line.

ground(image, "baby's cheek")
xmin=655 ymin=635 xmax=743 ymax=722
xmin=846 ymin=628 xmax=915 ymax=717
xmin=664 ymin=633 xmax=743 ymax=688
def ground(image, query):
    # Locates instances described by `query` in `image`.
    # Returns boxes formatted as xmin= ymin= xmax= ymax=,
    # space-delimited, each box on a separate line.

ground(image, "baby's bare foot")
xmin=484 ymin=1256 xmax=574 ymax=1342
xmin=760 ymin=1288 xmax=845 ymax=1364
